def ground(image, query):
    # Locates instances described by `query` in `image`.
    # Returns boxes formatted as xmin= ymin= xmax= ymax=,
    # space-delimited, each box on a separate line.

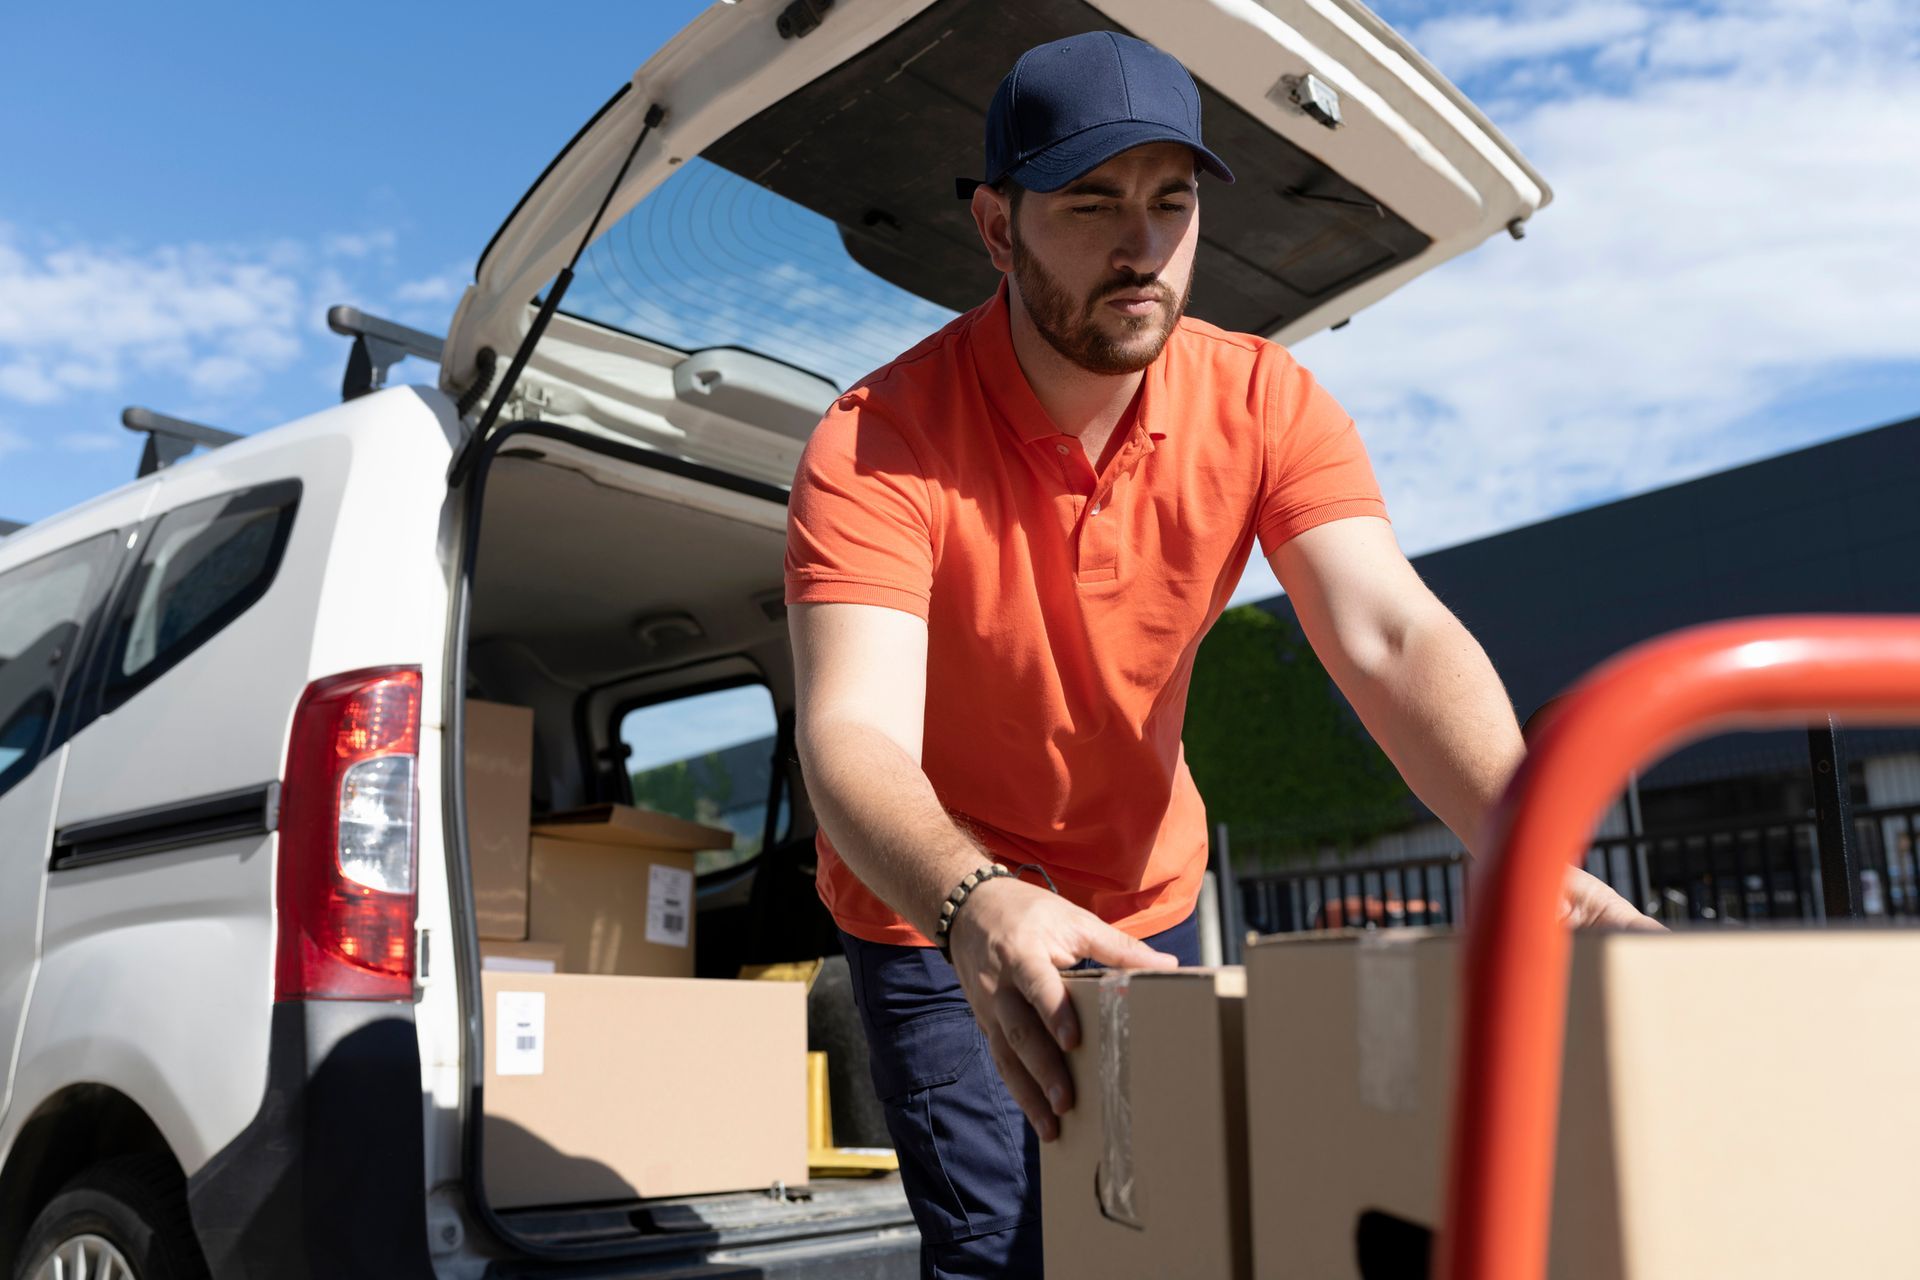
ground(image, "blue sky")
xmin=4 ymin=0 xmax=1917 ymax=618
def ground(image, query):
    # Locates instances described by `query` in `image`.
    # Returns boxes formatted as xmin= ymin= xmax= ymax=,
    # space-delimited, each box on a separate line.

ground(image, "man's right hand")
xmin=944 ymin=877 xmax=1178 ymax=1141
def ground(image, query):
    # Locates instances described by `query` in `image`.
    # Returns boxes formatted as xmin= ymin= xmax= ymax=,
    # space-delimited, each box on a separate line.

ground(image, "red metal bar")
xmin=1438 ymin=615 xmax=1920 ymax=1280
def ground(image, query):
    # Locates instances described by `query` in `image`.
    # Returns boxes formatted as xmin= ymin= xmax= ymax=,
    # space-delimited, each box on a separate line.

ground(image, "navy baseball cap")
xmin=958 ymin=31 xmax=1235 ymax=198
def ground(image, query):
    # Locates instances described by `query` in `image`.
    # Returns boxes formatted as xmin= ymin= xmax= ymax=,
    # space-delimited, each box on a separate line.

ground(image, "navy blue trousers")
xmin=839 ymin=912 xmax=1201 ymax=1279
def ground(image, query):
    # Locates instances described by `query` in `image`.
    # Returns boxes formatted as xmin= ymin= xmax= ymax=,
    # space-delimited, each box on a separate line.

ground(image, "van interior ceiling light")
xmin=446 ymin=101 xmax=668 ymax=487
xmin=634 ymin=611 xmax=705 ymax=652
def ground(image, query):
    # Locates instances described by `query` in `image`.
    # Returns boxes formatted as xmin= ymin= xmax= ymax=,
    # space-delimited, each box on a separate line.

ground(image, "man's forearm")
xmin=798 ymin=718 xmax=996 ymax=938
xmin=1335 ymin=607 xmax=1526 ymax=858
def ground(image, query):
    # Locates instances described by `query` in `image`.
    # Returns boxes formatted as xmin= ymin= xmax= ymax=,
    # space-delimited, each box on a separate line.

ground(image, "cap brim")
xmin=1006 ymin=120 xmax=1234 ymax=192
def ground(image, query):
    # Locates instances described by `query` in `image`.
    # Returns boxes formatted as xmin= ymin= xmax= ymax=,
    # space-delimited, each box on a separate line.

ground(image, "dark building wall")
xmin=1256 ymin=413 xmax=1920 ymax=793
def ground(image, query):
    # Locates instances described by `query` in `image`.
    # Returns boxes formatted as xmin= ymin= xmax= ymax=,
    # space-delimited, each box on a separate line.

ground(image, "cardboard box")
xmin=465 ymin=699 xmax=534 ymax=940
xmin=481 ymin=939 xmax=567 ymax=974
xmin=533 ymin=802 xmax=735 ymax=852
xmin=1042 ymin=968 xmax=1250 ymax=1280
xmin=481 ymin=971 xmax=807 ymax=1207
xmin=528 ymin=836 xmax=699 ymax=978
xmin=1246 ymin=929 xmax=1920 ymax=1279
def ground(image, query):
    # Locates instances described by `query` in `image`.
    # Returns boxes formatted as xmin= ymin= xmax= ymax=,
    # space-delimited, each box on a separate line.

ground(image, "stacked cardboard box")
xmin=1040 ymin=928 xmax=1920 ymax=1279
xmin=526 ymin=805 xmax=731 ymax=979
xmin=462 ymin=700 xmax=807 ymax=1207
xmin=1246 ymin=928 xmax=1920 ymax=1278
xmin=465 ymin=700 xmax=534 ymax=941
xmin=481 ymin=969 xmax=808 ymax=1208
xmin=1041 ymin=968 xmax=1250 ymax=1279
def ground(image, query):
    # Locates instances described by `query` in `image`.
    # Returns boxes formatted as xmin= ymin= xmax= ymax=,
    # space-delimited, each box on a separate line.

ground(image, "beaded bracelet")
xmin=934 ymin=861 xmax=1059 ymax=960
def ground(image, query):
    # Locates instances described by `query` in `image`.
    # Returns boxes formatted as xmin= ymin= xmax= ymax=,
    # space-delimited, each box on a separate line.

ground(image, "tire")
xmin=14 ymin=1154 xmax=210 ymax=1280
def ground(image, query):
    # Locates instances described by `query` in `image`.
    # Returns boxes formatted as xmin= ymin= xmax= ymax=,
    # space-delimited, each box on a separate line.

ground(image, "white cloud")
xmin=1276 ymin=0 xmax=1920 ymax=569
xmin=324 ymin=229 xmax=398 ymax=259
xmin=0 ymin=226 xmax=309 ymax=406
xmin=0 ymin=359 xmax=63 ymax=404
xmin=394 ymin=267 xmax=466 ymax=305
xmin=187 ymin=354 xmax=260 ymax=395
xmin=0 ymin=223 xmax=448 ymax=417
xmin=1413 ymin=3 xmax=1655 ymax=78
xmin=60 ymin=431 xmax=123 ymax=454
xmin=0 ymin=425 xmax=29 ymax=460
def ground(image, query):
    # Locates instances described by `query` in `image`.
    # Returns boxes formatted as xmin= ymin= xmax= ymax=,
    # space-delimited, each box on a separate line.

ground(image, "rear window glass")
xmin=101 ymin=481 xmax=300 ymax=712
xmin=564 ymin=157 xmax=956 ymax=390
xmin=620 ymin=683 xmax=788 ymax=875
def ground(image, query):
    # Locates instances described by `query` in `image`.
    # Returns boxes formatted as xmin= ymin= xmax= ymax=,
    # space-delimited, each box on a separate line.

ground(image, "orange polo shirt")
xmin=786 ymin=279 xmax=1389 ymax=946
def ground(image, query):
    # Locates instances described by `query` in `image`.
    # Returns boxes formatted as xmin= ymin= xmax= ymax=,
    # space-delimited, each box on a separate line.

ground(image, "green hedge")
xmin=1183 ymin=606 xmax=1413 ymax=867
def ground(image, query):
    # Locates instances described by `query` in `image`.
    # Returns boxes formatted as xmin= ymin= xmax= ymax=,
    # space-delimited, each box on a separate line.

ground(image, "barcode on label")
xmin=496 ymin=991 xmax=545 ymax=1076
xmin=647 ymin=863 xmax=696 ymax=947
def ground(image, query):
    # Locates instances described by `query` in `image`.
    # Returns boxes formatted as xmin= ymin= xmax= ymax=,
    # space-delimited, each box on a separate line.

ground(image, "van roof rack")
xmin=327 ymin=305 xmax=444 ymax=402
xmin=122 ymin=406 xmax=244 ymax=479
xmin=0 ymin=519 xmax=25 ymax=538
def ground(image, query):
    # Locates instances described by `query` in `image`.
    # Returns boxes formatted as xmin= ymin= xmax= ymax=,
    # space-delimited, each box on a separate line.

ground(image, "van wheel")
xmin=14 ymin=1155 xmax=209 ymax=1280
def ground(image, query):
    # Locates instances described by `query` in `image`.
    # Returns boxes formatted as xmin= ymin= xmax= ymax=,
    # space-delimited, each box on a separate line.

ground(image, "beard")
xmin=1010 ymin=230 xmax=1191 ymax=376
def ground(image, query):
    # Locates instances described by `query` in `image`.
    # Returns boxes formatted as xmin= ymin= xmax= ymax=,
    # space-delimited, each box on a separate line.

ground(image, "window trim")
xmin=95 ymin=479 xmax=303 ymax=717
xmin=0 ymin=529 xmax=126 ymax=801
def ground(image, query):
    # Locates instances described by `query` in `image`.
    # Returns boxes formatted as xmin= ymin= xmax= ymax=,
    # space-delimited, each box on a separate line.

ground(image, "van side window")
xmin=100 ymin=481 xmax=301 ymax=714
xmin=620 ymin=684 xmax=789 ymax=875
xmin=0 ymin=534 xmax=116 ymax=799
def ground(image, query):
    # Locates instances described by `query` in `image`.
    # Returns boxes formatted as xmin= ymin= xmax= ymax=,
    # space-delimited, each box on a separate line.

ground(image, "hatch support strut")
xmin=447 ymin=102 xmax=666 ymax=488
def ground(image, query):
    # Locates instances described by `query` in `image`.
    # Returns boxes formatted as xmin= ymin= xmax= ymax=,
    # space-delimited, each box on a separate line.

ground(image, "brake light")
xmin=276 ymin=666 xmax=422 ymax=1000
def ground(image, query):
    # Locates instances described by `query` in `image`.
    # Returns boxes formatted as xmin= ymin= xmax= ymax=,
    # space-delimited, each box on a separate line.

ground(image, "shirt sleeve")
xmin=1254 ymin=347 xmax=1390 ymax=558
xmin=785 ymin=396 xmax=936 ymax=619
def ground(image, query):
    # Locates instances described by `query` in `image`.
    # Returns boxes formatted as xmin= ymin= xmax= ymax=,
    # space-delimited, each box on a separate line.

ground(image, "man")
xmin=785 ymin=30 xmax=1651 ymax=1278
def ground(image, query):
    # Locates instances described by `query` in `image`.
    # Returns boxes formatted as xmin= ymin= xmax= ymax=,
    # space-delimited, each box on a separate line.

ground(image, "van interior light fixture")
xmin=634 ymin=612 xmax=705 ymax=651
xmin=1272 ymin=73 xmax=1342 ymax=129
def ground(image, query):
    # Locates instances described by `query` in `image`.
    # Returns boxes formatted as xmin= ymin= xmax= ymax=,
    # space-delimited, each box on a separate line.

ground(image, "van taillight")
xmin=276 ymin=666 xmax=422 ymax=1001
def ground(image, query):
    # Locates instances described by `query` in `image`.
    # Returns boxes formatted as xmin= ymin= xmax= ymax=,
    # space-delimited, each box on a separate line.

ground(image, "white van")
xmin=0 ymin=1 xmax=1549 ymax=1275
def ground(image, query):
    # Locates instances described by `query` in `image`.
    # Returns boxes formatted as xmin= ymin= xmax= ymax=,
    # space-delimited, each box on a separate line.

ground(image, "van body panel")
xmin=11 ymin=827 xmax=275 ymax=1171
xmin=0 ymin=765 xmax=67 ymax=1131
xmin=184 ymin=1000 xmax=437 ymax=1280
xmin=0 ymin=480 xmax=156 ymax=1138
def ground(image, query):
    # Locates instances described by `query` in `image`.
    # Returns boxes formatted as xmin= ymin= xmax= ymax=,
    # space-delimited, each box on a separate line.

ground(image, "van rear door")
xmin=438 ymin=0 xmax=1552 ymax=485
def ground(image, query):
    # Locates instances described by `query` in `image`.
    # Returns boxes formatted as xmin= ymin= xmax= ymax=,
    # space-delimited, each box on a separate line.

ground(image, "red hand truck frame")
xmin=1439 ymin=615 xmax=1920 ymax=1280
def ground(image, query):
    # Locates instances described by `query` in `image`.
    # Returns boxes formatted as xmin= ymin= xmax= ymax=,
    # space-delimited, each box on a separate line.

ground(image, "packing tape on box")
xmin=1356 ymin=933 xmax=1419 ymax=1112
xmin=1095 ymin=970 xmax=1145 ymax=1228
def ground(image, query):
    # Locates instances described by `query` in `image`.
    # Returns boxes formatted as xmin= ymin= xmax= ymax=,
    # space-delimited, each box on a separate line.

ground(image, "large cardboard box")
xmin=1246 ymin=929 xmax=1920 ymax=1279
xmin=465 ymin=699 xmax=535 ymax=940
xmin=528 ymin=836 xmax=701 ymax=978
xmin=1042 ymin=968 xmax=1250 ymax=1280
xmin=481 ymin=971 xmax=808 ymax=1207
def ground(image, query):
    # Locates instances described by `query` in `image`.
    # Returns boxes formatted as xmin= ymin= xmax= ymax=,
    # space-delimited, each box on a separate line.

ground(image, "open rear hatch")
xmin=443 ymin=0 xmax=1552 ymax=1265
xmin=441 ymin=0 xmax=1549 ymax=489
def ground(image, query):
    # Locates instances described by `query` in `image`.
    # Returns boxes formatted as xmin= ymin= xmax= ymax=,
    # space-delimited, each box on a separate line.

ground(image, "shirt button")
xmin=1056 ymin=443 xmax=1070 ymax=455
xmin=1090 ymin=504 xmax=1102 ymax=516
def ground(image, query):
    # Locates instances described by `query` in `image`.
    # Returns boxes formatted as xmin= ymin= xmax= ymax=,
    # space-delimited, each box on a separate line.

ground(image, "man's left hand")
xmin=1561 ymin=865 xmax=1665 ymax=930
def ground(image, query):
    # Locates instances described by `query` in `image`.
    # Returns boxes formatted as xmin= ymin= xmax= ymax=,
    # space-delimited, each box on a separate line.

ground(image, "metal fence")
xmin=1230 ymin=802 xmax=1920 ymax=937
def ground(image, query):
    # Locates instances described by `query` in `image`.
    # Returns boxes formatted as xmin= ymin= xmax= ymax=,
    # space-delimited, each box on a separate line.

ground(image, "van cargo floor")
xmin=496 ymin=1175 xmax=912 ymax=1251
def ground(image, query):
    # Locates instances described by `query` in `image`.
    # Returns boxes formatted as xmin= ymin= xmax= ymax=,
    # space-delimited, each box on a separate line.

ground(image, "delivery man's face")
xmin=979 ymin=141 xmax=1201 ymax=376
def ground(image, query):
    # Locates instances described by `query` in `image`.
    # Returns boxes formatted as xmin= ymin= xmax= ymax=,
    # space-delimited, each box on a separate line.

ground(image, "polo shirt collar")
xmin=971 ymin=277 xmax=1170 ymax=449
